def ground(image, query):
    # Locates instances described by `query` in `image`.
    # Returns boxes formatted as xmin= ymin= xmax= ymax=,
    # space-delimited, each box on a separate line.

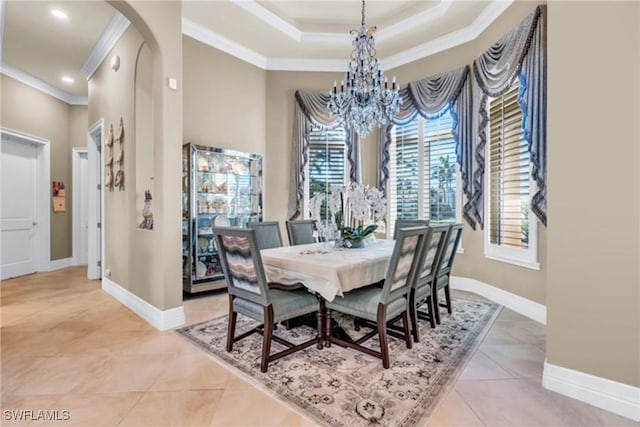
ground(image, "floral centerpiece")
xmin=310 ymin=183 xmax=387 ymax=248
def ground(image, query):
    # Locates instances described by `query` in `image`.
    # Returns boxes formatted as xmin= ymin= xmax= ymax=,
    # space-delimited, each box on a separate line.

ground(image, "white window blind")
xmin=389 ymin=109 xmax=459 ymax=237
xmin=393 ymin=119 xmax=420 ymax=221
xmin=307 ymin=128 xmax=347 ymax=219
xmin=488 ymin=82 xmax=530 ymax=249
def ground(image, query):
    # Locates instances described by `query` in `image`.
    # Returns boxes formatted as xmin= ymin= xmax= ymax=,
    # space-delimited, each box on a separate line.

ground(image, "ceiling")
xmin=0 ymin=0 xmax=512 ymax=102
xmin=2 ymin=0 xmax=117 ymax=98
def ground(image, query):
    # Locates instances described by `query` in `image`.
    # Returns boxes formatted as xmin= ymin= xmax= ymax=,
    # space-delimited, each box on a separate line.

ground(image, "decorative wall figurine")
xmin=139 ymin=190 xmax=154 ymax=230
xmin=115 ymin=117 xmax=125 ymax=191
xmin=105 ymin=169 xmax=113 ymax=190
xmin=105 ymin=123 xmax=114 ymax=191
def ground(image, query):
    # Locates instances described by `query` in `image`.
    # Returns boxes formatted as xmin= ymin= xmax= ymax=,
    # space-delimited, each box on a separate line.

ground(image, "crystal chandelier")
xmin=328 ymin=0 xmax=401 ymax=139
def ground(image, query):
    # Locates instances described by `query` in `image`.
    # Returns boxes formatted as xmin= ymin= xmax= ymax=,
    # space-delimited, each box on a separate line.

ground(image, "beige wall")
xmin=89 ymin=0 xmax=183 ymax=310
xmin=546 ymin=1 xmax=640 ymax=388
xmin=264 ymin=1 xmax=547 ymax=304
xmin=1 ymin=75 xmax=87 ymax=261
xmin=69 ymin=106 xmax=88 ymax=149
xmin=183 ymin=36 xmax=266 ymax=157
xmin=265 ymin=70 xmax=342 ymax=234
xmin=89 ymin=25 xmax=143 ymax=291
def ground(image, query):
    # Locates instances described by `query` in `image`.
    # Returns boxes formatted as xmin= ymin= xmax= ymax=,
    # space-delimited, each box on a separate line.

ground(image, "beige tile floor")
xmin=1 ymin=267 xmax=636 ymax=427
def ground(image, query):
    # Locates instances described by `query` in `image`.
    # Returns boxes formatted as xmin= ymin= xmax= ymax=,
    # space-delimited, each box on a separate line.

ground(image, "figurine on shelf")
xmin=139 ymin=190 xmax=154 ymax=230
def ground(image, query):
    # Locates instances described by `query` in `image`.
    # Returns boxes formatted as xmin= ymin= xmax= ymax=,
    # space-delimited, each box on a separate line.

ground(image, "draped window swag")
xmin=377 ymin=65 xmax=475 ymax=227
xmin=289 ymin=6 xmax=546 ymax=226
xmin=287 ymin=90 xmax=362 ymax=220
xmin=473 ymin=5 xmax=547 ymax=227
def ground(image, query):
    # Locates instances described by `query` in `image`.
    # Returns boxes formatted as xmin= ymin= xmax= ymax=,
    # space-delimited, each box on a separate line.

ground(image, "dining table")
xmin=260 ymin=238 xmax=396 ymax=302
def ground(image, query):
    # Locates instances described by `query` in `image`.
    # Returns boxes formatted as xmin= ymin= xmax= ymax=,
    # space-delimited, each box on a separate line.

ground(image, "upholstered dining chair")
xmin=432 ymin=223 xmax=463 ymax=324
xmin=325 ymin=226 xmax=429 ymax=369
xmin=249 ymin=221 xmax=304 ymax=293
xmin=393 ymin=219 xmax=429 ymax=240
xmin=286 ymin=220 xmax=316 ymax=246
xmin=213 ymin=227 xmax=322 ymax=372
xmin=248 ymin=221 xmax=283 ymax=250
xmin=409 ymin=224 xmax=450 ymax=342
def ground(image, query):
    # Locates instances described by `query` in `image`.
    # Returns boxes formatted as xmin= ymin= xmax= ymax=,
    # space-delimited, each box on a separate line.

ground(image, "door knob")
xmin=32 ymin=221 xmax=38 ymax=226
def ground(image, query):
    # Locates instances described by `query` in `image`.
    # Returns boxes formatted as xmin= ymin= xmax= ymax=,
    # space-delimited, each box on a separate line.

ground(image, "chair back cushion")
xmin=286 ymin=220 xmax=316 ymax=246
xmin=416 ymin=225 xmax=449 ymax=285
xmin=393 ymin=219 xmax=429 ymax=240
xmin=438 ymin=223 xmax=463 ymax=277
xmin=381 ymin=226 xmax=428 ymax=303
xmin=214 ymin=227 xmax=269 ymax=305
xmin=248 ymin=221 xmax=283 ymax=250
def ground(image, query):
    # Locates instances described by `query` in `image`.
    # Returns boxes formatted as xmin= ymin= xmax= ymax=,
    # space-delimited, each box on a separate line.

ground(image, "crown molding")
xmin=185 ymin=1 xmax=513 ymax=73
xmin=230 ymin=0 xmax=301 ymax=42
xmin=1 ymin=62 xmax=88 ymax=105
xmin=182 ymin=17 xmax=267 ymax=70
xmin=382 ymin=0 xmax=514 ymax=70
xmin=376 ymin=0 xmax=453 ymax=43
xmin=266 ymin=58 xmax=345 ymax=72
xmin=81 ymin=12 xmax=130 ymax=80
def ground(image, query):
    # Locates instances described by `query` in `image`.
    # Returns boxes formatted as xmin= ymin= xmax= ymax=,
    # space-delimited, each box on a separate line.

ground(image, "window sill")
xmin=484 ymin=253 xmax=540 ymax=271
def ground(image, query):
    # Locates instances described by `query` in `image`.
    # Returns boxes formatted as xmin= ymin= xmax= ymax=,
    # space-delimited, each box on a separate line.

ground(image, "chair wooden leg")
xmin=325 ymin=308 xmax=332 ymax=348
xmin=226 ymin=295 xmax=237 ymax=352
xmin=260 ymin=305 xmax=274 ymax=373
xmin=401 ymin=310 xmax=412 ymax=349
xmin=426 ymin=296 xmax=436 ymax=328
xmin=444 ymin=285 xmax=452 ymax=314
xmin=433 ymin=288 xmax=442 ymax=325
xmin=409 ymin=289 xmax=420 ymax=343
xmin=377 ymin=304 xmax=390 ymax=369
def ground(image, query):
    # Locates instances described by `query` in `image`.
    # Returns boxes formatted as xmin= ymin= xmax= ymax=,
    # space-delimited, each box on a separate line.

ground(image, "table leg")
xmin=325 ymin=308 xmax=332 ymax=348
xmin=316 ymin=295 xmax=325 ymax=349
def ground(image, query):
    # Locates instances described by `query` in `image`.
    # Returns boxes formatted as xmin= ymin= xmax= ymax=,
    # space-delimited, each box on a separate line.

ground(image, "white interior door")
xmin=1 ymin=138 xmax=37 ymax=280
xmin=78 ymin=152 xmax=89 ymax=265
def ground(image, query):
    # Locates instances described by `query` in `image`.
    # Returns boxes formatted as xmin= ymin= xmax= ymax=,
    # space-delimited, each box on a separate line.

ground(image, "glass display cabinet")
xmin=182 ymin=143 xmax=263 ymax=293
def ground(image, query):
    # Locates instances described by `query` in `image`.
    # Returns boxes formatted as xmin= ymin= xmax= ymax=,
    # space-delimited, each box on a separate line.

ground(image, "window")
xmin=388 ymin=109 xmax=461 ymax=237
xmin=304 ymin=127 xmax=348 ymax=219
xmin=485 ymin=81 xmax=539 ymax=269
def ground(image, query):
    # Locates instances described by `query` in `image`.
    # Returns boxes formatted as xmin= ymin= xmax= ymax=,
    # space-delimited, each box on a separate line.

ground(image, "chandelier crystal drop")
xmin=328 ymin=0 xmax=401 ymax=139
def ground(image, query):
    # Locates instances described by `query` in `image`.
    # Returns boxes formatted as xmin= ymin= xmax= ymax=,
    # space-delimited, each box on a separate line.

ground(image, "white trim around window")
xmin=484 ymin=159 xmax=540 ymax=271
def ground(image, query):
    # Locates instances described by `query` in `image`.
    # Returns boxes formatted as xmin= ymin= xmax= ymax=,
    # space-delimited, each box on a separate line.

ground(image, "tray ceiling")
xmin=1 ymin=0 xmax=512 ymax=102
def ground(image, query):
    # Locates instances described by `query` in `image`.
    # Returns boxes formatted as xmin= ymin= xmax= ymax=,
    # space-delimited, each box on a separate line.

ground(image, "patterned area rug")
xmin=176 ymin=298 xmax=501 ymax=427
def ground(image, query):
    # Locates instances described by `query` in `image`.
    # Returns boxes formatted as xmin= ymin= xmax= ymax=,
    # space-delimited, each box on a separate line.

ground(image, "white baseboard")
xmin=47 ymin=257 xmax=74 ymax=271
xmin=102 ymin=277 xmax=186 ymax=331
xmin=451 ymin=276 xmax=546 ymax=325
xmin=543 ymin=360 xmax=640 ymax=421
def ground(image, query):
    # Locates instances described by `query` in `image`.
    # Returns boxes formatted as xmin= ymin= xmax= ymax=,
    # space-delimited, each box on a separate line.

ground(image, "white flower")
xmin=328 ymin=186 xmax=342 ymax=215
xmin=350 ymin=186 xmax=368 ymax=222
xmin=309 ymin=193 xmax=325 ymax=221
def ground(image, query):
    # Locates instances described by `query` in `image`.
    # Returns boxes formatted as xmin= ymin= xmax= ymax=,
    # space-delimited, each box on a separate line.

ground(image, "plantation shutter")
xmin=489 ymin=82 xmax=530 ymax=249
xmin=424 ymin=112 xmax=456 ymax=224
xmin=393 ymin=119 xmax=420 ymax=224
xmin=308 ymin=128 xmax=347 ymax=219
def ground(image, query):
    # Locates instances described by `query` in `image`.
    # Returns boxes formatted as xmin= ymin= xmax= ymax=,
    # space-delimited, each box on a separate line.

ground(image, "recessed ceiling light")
xmin=61 ymin=76 xmax=74 ymax=84
xmin=51 ymin=9 xmax=68 ymax=20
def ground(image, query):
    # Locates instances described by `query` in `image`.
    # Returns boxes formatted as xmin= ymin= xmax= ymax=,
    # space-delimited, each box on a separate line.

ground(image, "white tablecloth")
xmin=261 ymin=239 xmax=395 ymax=302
